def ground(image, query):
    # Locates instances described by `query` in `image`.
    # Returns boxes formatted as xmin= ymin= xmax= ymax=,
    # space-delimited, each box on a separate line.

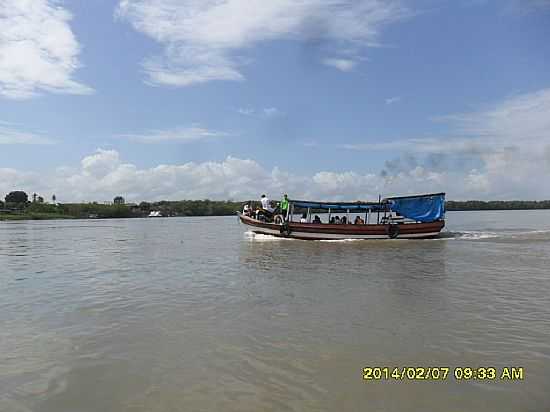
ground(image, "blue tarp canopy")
xmin=290 ymin=200 xmax=384 ymax=212
xmin=385 ymin=193 xmax=445 ymax=222
xmin=290 ymin=193 xmax=445 ymax=222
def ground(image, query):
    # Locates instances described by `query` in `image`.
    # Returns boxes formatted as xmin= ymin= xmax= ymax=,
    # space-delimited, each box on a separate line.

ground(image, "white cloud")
xmin=81 ymin=149 xmax=121 ymax=178
xmin=339 ymin=137 xmax=488 ymax=154
xmin=385 ymin=96 xmax=401 ymax=105
xmin=464 ymin=169 xmax=490 ymax=193
xmin=237 ymin=107 xmax=282 ymax=117
xmin=119 ymin=126 xmax=230 ymax=143
xmin=237 ymin=107 xmax=255 ymax=116
xmin=343 ymin=88 xmax=550 ymax=155
xmin=342 ymin=87 xmax=550 ymax=199
xmin=506 ymin=0 xmax=550 ymax=14
xmin=2 ymin=141 xmax=549 ymax=202
xmin=301 ymin=140 xmax=319 ymax=148
xmin=322 ymin=58 xmax=357 ymax=72
xmin=3 ymin=89 xmax=550 ymax=202
xmin=116 ymin=0 xmax=407 ymax=87
xmin=0 ymin=167 xmax=44 ymax=200
xmin=0 ymin=148 xmax=441 ymax=203
xmin=0 ymin=0 xmax=93 ymax=99
xmin=435 ymin=88 xmax=550 ymax=143
xmin=0 ymin=123 xmax=55 ymax=144
xmin=262 ymin=107 xmax=281 ymax=117
xmin=56 ymin=150 xmax=283 ymax=202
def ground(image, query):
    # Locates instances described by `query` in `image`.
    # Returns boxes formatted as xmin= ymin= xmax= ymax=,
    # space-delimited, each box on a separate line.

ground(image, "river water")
xmin=1 ymin=211 xmax=549 ymax=412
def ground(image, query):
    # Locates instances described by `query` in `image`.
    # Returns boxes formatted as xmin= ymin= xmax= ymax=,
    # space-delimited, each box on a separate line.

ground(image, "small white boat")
xmin=148 ymin=210 xmax=163 ymax=217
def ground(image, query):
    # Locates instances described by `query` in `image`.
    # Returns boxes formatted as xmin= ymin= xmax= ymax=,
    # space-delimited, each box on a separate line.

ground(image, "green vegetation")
xmin=58 ymin=203 xmax=135 ymax=219
xmin=446 ymin=200 xmax=550 ymax=211
xmin=1 ymin=191 xmax=243 ymax=220
xmin=150 ymin=200 xmax=243 ymax=216
xmin=0 ymin=212 xmax=73 ymax=221
xmin=2 ymin=190 xmax=550 ymax=221
xmin=1 ymin=196 xmax=71 ymax=220
xmin=57 ymin=199 xmax=243 ymax=218
xmin=5 ymin=191 xmax=28 ymax=204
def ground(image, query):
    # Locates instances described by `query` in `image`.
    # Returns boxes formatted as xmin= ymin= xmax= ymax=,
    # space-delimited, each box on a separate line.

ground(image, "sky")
xmin=1 ymin=0 xmax=550 ymax=203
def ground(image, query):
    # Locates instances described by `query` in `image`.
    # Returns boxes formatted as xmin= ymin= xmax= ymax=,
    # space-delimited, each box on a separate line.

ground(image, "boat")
xmin=148 ymin=210 xmax=163 ymax=217
xmin=238 ymin=193 xmax=445 ymax=240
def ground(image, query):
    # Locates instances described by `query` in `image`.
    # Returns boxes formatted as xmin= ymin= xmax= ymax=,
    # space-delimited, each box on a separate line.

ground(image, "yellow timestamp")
xmin=362 ymin=367 xmax=524 ymax=381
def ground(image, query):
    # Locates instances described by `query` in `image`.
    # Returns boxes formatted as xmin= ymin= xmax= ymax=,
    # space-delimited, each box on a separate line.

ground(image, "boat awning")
xmin=384 ymin=192 xmax=445 ymax=222
xmin=290 ymin=200 xmax=385 ymax=212
xmin=290 ymin=192 xmax=445 ymax=222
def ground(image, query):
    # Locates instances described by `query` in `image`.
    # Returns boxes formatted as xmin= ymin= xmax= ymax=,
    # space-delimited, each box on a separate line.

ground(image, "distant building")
xmin=113 ymin=196 xmax=125 ymax=205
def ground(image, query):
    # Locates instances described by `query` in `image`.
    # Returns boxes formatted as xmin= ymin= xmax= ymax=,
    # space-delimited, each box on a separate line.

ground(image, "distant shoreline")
xmin=445 ymin=200 xmax=550 ymax=211
xmin=1 ymin=199 xmax=550 ymax=221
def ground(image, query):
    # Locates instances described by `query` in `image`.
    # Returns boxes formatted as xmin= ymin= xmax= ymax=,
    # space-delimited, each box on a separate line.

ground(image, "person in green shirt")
xmin=280 ymin=193 xmax=289 ymax=218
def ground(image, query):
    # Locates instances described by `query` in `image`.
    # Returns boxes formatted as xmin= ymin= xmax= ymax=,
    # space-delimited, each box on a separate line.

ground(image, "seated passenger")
xmin=334 ymin=216 xmax=341 ymax=224
xmin=330 ymin=217 xmax=336 ymax=224
xmin=313 ymin=215 xmax=322 ymax=224
xmin=341 ymin=216 xmax=347 ymax=224
xmin=300 ymin=212 xmax=307 ymax=223
xmin=354 ymin=216 xmax=364 ymax=225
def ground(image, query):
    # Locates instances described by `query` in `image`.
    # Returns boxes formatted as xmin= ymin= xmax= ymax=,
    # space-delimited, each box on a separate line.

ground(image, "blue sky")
xmin=1 ymin=0 xmax=549 ymax=202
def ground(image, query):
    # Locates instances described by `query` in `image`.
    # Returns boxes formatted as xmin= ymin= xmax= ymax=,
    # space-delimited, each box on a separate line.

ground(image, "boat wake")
xmin=443 ymin=229 xmax=550 ymax=241
xmin=244 ymin=229 xmax=550 ymax=242
xmin=441 ymin=231 xmax=499 ymax=240
xmin=318 ymin=239 xmax=364 ymax=243
xmin=244 ymin=231 xmax=290 ymax=241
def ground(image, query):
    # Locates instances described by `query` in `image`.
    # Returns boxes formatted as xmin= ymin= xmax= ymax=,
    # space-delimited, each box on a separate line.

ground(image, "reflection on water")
xmin=1 ymin=211 xmax=550 ymax=411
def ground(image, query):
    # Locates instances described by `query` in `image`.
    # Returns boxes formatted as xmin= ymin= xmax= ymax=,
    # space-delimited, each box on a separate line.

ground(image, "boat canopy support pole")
xmin=377 ymin=194 xmax=381 ymax=224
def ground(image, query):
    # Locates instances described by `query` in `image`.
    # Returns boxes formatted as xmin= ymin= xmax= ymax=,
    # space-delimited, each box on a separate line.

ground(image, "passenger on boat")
xmin=341 ymin=216 xmax=347 ymax=224
xmin=330 ymin=217 xmax=335 ymax=224
xmin=300 ymin=213 xmax=307 ymax=223
xmin=243 ymin=202 xmax=252 ymax=216
xmin=313 ymin=215 xmax=322 ymax=224
xmin=280 ymin=194 xmax=289 ymax=218
xmin=334 ymin=216 xmax=341 ymax=224
xmin=354 ymin=216 xmax=364 ymax=225
xmin=260 ymin=194 xmax=274 ymax=212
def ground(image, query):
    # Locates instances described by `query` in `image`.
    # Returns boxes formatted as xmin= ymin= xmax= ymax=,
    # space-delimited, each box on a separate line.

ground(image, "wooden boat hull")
xmin=238 ymin=213 xmax=445 ymax=240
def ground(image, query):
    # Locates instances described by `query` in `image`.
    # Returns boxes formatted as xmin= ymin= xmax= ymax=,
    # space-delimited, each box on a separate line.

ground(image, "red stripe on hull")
xmin=238 ymin=214 xmax=444 ymax=239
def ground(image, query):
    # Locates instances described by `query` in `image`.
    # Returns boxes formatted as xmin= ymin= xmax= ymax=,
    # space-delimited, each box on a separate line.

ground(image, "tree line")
xmin=445 ymin=200 xmax=550 ymax=211
xmin=58 ymin=200 xmax=243 ymax=218
xmin=2 ymin=190 xmax=550 ymax=220
xmin=1 ymin=191 xmax=243 ymax=219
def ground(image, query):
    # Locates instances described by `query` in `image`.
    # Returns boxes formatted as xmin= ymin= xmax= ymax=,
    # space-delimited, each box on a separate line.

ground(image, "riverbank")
xmin=2 ymin=199 xmax=550 ymax=221
xmin=0 ymin=212 xmax=74 ymax=221
xmin=445 ymin=200 xmax=550 ymax=211
xmin=0 ymin=200 xmax=243 ymax=221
